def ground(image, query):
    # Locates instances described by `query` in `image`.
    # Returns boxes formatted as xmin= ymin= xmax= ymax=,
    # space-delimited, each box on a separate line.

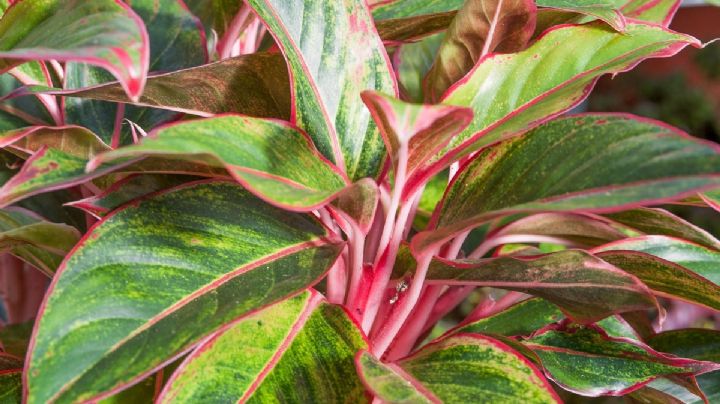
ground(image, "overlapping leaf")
xmin=407 ymin=24 xmax=699 ymax=190
xmin=184 ymin=0 xmax=244 ymax=39
xmin=0 ymin=0 xmax=149 ymax=101
xmin=247 ymin=0 xmax=397 ymax=180
xmin=25 ymin=181 xmax=344 ymax=403
xmin=0 ymin=207 xmax=79 ymax=276
xmin=424 ymin=0 xmax=537 ymax=102
xmin=358 ymin=334 xmax=559 ymax=403
xmin=160 ymin=291 xmax=368 ymax=402
xmin=453 ymin=298 xmax=564 ymax=337
xmin=0 ymin=352 xmax=22 ymax=403
xmin=89 ymin=115 xmax=349 ymax=211
xmin=525 ymin=326 xmax=720 ymax=396
xmin=415 ymin=115 xmax=720 ymax=250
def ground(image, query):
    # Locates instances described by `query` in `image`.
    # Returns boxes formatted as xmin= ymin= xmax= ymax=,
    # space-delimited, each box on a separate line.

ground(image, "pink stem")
xmin=469 ymin=234 xmax=574 ymax=259
xmin=463 ymin=291 xmax=526 ymax=325
xmin=420 ymin=286 xmax=475 ymax=334
xmin=9 ymin=67 xmax=63 ymax=126
xmin=218 ymin=6 xmax=252 ymax=59
xmin=326 ymin=248 xmax=348 ymax=304
xmin=344 ymin=224 xmax=366 ymax=309
xmin=385 ymin=284 xmax=444 ymax=360
xmin=110 ymin=103 xmax=126 ymax=149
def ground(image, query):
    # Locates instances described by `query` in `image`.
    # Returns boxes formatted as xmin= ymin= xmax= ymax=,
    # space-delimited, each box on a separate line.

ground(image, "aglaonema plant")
xmin=1 ymin=0 xmax=720 ymax=402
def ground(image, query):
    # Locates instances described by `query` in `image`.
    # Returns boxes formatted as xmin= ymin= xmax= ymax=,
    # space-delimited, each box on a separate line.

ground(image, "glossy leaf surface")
xmin=89 ymin=115 xmax=349 ymax=211
xmin=26 ymin=181 xmax=344 ymax=403
xmin=247 ymin=0 xmax=397 ymax=180
xmin=453 ymin=298 xmax=564 ymax=337
xmin=413 ymin=24 xmax=698 ymax=187
xmin=417 ymin=115 xmax=720 ymax=249
xmin=424 ymin=0 xmax=537 ymax=102
xmin=160 ymin=291 xmax=368 ymax=403
xmin=355 ymin=350 xmax=437 ymax=404
xmin=0 ymin=0 xmax=149 ymax=101
xmin=394 ymin=334 xmax=559 ymax=403
xmin=413 ymin=250 xmax=657 ymax=323
xmin=525 ymin=326 xmax=720 ymax=396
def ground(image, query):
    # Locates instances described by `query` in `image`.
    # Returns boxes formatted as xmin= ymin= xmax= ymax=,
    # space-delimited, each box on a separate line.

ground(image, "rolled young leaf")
xmin=0 ymin=0 xmax=150 ymax=101
xmin=359 ymin=334 xmax=560 ymax=403
xmin=414 ymin=115 xmax=720 ymax=251
xmin=408 ymin=23 xmax=699 ymax=190
xmin=25 ymin=181 xmax=345 ymax=403
xmin=423 ymin=0 xmax=537 ymax=102
xmin=159 ymin=290 xmax=369 ymax=403
xmin=525 ymin=326 xmax=720 ymax=396
xmin=88 ymin=115 xmax=350 ymax=211
xmin=406 ymin=249 xmax=658 ymax=323
xmin=246 ymin=0 xmax=397 ymax=181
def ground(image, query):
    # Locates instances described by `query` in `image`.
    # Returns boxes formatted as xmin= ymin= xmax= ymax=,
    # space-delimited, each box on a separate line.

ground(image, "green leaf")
xmin=537 ymin=0 xmax=625 ymax=31
xmin=371 ymin=0 xmax=462 ymax=19
xmin=597 ymin=250 xmax=720 ymax=312
xmin=388 ymin=334 xmax=560 ymax=403
xmin=89 ymin=115 xmax=350 ymax=211
xmin=0 ymin=207 xmax=80 ymax=276
xmin=595 ymin=235 xmax=720 ymax=284
xmin=355 ymin=350 xmax=438 ymax=403
xmin=64 ymin=0 xmax=207 ymax=146
xmin=416 ymin=115 xmax=720 ymax=250
xmin=160 ymin=291 xmax=369 ymax=402
xmin=67 ymin=174 xmax=195 ymax=218
xmin=491 ymin=213 xmax=627 ymax=248
xmin=409 ymin=249 xmax=658 ymax=323
xmin=394 ymin=33 xmax=444 ymax=102
xmin=604 ymin=207 xmax=720 ymax=250
xmin=0 ymin=0 xmax=149 ymax=101
xmin=332 ymin=178 xmax=379 ymax=233
xmin=0 ymin=126 xmax=110 ymax=207
xmin=701 ymin=189 xmax=720 ymax=214
xmin=621 ymin=0 xmax=680 ymax=26
xmin=0 ymin=352 xmax=22 ymax=404
xmin=184 ymin=0 xmax=243 ymax=39
xmin=58 ymin=53 xmax=291 ymax=120
xmin=453 ymin=298 xmax=564 ymax=337
xmin=375 ymin=11 xmax=454 ymax=43
xmin=525 ymin=326 xmax=720 ymax=396
xmin=424 ymin=0 xmax=537 ymax=102
xmin=361 ymin=91 xmax=472 ymax=188
xmin=25 ymin=181 xmax=344 ymax=403
xmin=247 ymin=0 xmax=397 ymax=180
xmin=416 ymin=23 xmax=698 ymax=185
xmin=0 ymin=320 xmax=33 ymax=357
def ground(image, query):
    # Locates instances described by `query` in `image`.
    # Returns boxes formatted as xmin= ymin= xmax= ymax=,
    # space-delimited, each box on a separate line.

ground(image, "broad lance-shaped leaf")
xmin=621 ymin=0 xmax=680 ymax=26
xmin=247 ymin=0 xmax=397 ymax=181
xmin=397 ymin=249 xmax=658 ymax=323
xmin=424 ymin=0 xmax=537 ymax=102
xmin=0 ymin=352 xmax=22 ymax=403
xmin=524 ymin=326 xmax=720 ymax=396
xmin=25 ymin=181 xmax=344 ymax=403
xmin=414 ymin=115 xmax=720 ymax=250
xmin=0 ymin=207 xmax=80 ymax=276
xmin=595 ymin=236 xmax=720 ymax=284
xmin=647 ymin=329 xmax=720 ymax=403
xmin=603 ymin=207 xmax=720 ymax=250
xmin=357 ymin=334 xmax=560 ymax=403
xmin=159 ymin=291 xmax=368 ymax=403
xmin=0 ymin=126 xmax=111 ymax=207
xmin=64 ymin=0 xmax=207 ymax=145
xmin=89 ymin=115 xmax=350 ymax=211
xmin=0 ymin=0 xmax=149 ymax=101
xmin=489 ymin=212 xmax=627 ymax=248
xmin=453 ymin=298 xmax=564 ymax=337
xmin=361 ymin=91 xmax=472 ymax=183
xmin=394 ymin=33 xmax=444 ymax=102
xmin=407 ymin=23 xmax=699 ymax=190
xmin=596 ymin=250 xmax=720 ymax=312
xmin=67 ymin=174 xmax=195 ymax=218
xmin=55 ymin=53 xmax=291 ymax=120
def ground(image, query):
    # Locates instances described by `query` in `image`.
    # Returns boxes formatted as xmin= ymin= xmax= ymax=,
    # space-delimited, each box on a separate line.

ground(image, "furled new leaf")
xmin=89 ymin=115 xmax=349 ymax=211
xmin=160 ymin=291 xmax=368 ymax=403
xmin=25 ymin=181 xmax=344 ymax=403
xmin=525 ymin=326 xmax=720 ymax=396
xmin=424 ymin=0 xmax=537 ymax=102
xmin=0 ymin=0 xmax=149 ymax=101
xmin=247 ymin=0 xmax=397 ymax=180
xmin=415 ymin=115 xmax=720 ymax=250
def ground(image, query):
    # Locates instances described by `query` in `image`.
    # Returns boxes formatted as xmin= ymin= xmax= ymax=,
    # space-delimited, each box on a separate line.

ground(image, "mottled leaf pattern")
xmin=25 ymin=181 xmax=344 ymax=403
xmin=453 ymin=298 xmax=564 ymax=337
